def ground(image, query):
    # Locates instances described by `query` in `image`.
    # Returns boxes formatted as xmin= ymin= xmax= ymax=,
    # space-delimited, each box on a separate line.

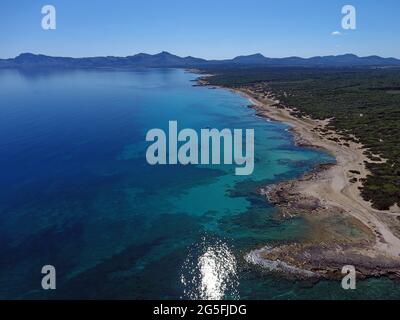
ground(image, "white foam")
xmin=245 ymin=246 xmax=315 ymax=278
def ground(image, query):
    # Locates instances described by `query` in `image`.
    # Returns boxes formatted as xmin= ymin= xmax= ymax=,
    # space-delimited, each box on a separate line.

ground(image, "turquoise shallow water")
xmin=0 ymin=68 xmax=399 ymax=299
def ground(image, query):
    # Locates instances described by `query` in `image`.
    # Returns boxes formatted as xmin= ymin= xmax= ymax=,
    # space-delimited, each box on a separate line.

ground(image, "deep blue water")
xmin=0 ymin=68 xmax=399 ymax=299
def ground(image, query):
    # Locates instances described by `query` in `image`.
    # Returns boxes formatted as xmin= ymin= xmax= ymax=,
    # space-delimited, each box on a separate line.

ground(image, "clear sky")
xmin=1 ymin=0 xmax=399 ymax=59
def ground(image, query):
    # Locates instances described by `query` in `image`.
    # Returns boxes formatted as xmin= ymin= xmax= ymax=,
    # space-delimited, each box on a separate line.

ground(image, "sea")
xmin=0 ymin=68 xmax=399 ymax=299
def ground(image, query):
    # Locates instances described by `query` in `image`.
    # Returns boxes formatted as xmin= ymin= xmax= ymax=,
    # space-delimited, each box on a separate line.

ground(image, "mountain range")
xmin=1 ymin=51 xmax=400 ymax=68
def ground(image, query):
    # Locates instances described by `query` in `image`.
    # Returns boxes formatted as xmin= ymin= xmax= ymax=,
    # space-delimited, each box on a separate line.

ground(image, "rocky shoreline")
xmin=256 ymin=165 xmax=400 ymax=280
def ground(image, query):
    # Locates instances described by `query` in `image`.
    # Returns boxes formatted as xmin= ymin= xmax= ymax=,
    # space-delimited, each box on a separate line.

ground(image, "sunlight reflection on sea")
xmin=180 ymin=237 xmax=239 ymax=300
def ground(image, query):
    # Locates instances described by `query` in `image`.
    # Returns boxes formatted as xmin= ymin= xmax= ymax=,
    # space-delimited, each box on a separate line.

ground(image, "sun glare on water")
xmin=181 ymin=238 xmax=239 ymax=300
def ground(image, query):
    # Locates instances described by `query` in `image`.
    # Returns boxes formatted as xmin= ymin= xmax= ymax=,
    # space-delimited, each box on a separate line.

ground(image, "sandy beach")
xmin=232 ymin=87 xmax=400 ymax=279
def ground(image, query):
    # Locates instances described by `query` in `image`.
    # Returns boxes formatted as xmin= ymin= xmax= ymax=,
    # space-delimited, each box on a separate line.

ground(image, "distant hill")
xmin=1 ymin=51 xmax=400 ymax=68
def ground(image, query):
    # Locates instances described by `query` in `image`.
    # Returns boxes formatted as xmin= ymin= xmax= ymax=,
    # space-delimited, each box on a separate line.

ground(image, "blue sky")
xmin=1 ymin=0 xmax=399 ymax=59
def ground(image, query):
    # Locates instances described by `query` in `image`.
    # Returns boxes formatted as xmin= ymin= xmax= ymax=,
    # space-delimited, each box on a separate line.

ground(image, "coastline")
xmin=195 ymin=74 xmax=400 ymax=280
xmin=238 ymin=88 xmax=400 ymax=279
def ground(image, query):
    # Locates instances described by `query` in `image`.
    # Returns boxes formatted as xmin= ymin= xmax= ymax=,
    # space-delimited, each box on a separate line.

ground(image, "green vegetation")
xmin=202 ymin=66 xmax=400 ymax=210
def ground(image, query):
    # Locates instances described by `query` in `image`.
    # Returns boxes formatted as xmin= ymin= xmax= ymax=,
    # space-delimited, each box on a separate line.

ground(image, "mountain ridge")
xmin=1 ymin=51 xmax=400 ymax=68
